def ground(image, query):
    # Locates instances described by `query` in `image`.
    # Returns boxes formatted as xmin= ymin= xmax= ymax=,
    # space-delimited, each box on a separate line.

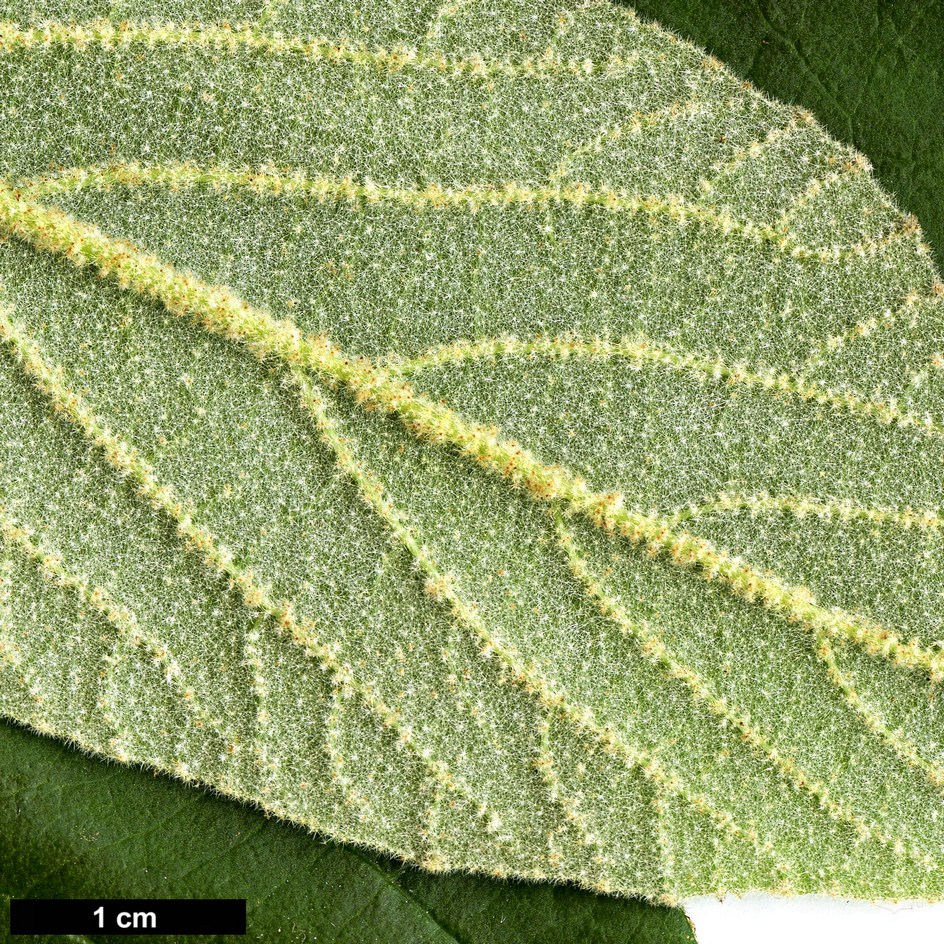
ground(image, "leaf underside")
xmin=624 ymin=0 xmax=944 ymax=271
xmin=0 ymin=718 xmax=696 ymax=944
xmin=0 ymin=0 xmax=943 ymax=903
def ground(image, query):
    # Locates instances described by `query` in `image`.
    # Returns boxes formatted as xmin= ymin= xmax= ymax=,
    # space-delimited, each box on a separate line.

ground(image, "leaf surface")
xmin=0 ymin=0 xmax=942 ymax=903
xmin=0 ymin=719 xmax=694 ymax=944
xmin=626 ymin=0 xmax=944 ymax=266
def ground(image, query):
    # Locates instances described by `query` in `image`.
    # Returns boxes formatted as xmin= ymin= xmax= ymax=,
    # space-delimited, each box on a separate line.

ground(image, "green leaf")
xmin=0 ymin=719 xmax=695 ymax=944
xmin=626 ymin=0 xmax=944 ymax=266
xmin=0 ymin=0 xmax=942 ymax=905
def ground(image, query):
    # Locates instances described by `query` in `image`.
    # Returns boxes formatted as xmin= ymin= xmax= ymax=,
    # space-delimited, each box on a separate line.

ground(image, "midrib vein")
xmin=4 ymin=1 xmax=936 ymax=896
xmin=0 ymin=307 xmax=514 ymax=871
xmin=556 ymin=515 xmax=940 ymax=865
xmin=11 ymin=161 xmax=912 ymax=264
xmin=0 ymin=185 xmax=939 ymax=688
xmin=17 ymin=160 xmax=937 ymax=377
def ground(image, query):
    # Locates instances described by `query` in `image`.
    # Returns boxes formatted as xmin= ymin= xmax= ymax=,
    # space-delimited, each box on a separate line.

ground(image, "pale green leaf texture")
xmin=0 ymin=720 xmax=695 ymax=944
xmin=0 ymin=0 xmax=942 ymax=904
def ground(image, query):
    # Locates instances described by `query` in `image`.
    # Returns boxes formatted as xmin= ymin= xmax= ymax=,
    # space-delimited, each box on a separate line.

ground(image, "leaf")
xmin=0 ymin=0 xmax=942 ymax=905
xmin=625 ymin=0 xmax=944 ymax=266
xmin=0 ymin=719 xmax=695 ymax=944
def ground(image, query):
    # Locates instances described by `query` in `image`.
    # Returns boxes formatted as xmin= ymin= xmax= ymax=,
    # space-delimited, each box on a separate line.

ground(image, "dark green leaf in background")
xmin=628 ymin=0 xmax=944 ymax=263
xmin=0 ymin=720 xmax=695 ymax=944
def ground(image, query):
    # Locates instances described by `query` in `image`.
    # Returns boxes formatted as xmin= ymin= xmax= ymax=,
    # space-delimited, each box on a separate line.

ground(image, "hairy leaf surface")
xmin=0 ymin=719 xmax=695 ymax=944
xmin=0 ymin=0 xmax=942 ymax=902
xmin=626 ymin=0 xmax=944 ymax=267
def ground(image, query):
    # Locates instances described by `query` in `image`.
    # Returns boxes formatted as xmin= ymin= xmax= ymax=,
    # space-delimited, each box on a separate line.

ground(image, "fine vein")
xmin=0 ymin=307 xmax=511 ymax=865
xmin=556 ymin=515 xmax=939 ymax=863
xmin=10 ymin=161 xmax=908 ymax=264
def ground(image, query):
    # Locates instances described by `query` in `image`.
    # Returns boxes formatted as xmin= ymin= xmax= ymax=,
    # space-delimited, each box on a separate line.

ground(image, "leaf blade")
xmin=0 ymin=0 xmax=942 ymax=903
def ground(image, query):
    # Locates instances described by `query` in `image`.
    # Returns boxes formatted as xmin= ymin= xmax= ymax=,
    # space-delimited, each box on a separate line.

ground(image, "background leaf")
xmin=0 ymin=0 xmax=943 ymax=915
xmin=0 ymin=719 xmax=695 ymax=944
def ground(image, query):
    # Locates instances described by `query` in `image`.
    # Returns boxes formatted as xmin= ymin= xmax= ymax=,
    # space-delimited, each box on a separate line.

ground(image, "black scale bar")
xmin=10 ymin=898 xmax=247 ymax=935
